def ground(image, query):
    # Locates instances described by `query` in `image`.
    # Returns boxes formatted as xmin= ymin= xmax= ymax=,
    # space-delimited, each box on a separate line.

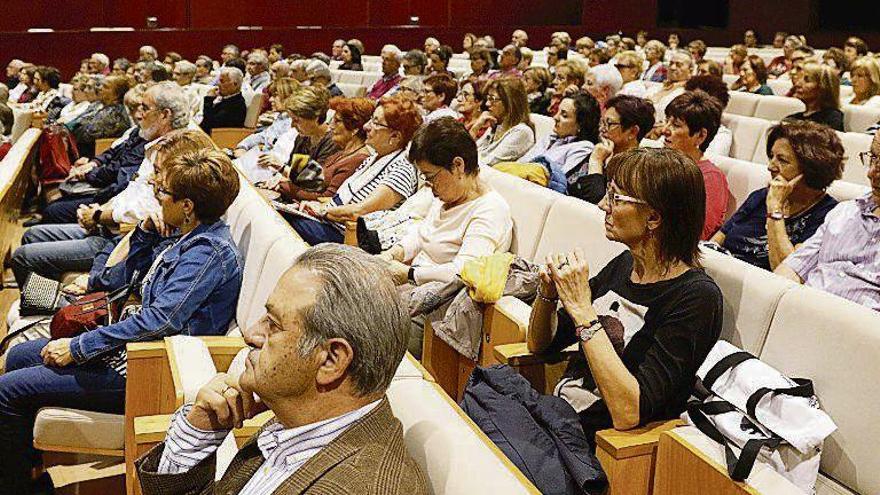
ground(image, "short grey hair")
xmin=382 ymin=44 xmax=403 ymax=62
xmin=293 ymin=244 xmax=409 ymax=397
xmin=91 ymin=53 xmax=110 ymax=68
xmin=290 ymin=59 xmax=309 ymax=72
xmin=305 ymin=59 xmax=331 ymax=80
xmin=150 ymin=81 xmax=190 ymax=129
xmin=175 ymin=61 xmax=196 ymax=76
xmin=219 ymin=66 xmax=244 ymax=87
xmin=247 ymin=52 xmax=269 ymax=69
xmin=140 ymin=45 xmax=158 ymax=58
xmin=591 ymin=63 xmax=624 ymax=96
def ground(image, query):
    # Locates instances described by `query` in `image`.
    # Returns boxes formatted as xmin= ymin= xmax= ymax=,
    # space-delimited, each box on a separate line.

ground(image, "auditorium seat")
xmin=10 ymin=108 xmax=32 ymax=142
xmin=842 ymin=104 xmax=880 ymax=133
xmin=708 ymin=153 xmax=769 ymax=211
xmin=726 ymin=91 xmax=761 ymax=117
xmin=337 ymin=82 xmax=367 ymax=97
xmin=721 ymin=113 xmax=773 ymax=161
xmin=836 ymin=131 xmax=873 ymax=186
xmin=753 ymin=95 xmax=805 ymax=121
xmin=529 ymin=114 xmax=555 ymax=147
xmin=335 ymin=69 xmax=364 ymax=85
xmin=766 ymin=79 xmax=792 ymax=97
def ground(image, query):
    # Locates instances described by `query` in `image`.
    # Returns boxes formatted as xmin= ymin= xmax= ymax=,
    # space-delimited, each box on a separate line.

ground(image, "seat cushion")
xmin=722 ymin=114 xmax=773 ymax=162
xmin=34 ymin=408 xmax=124 ymax=452
xmin=708 ymin=154 xmax=770 ymax=212
xmin=836 ymin=131 xmax=873 ymax=186
xmin=726 ymin=92 xmax=761 ymax=116
xmin=843 ymin=104 xmax=880 ymax=133
xmin=753 ymin=95 xmax=805 ymax=121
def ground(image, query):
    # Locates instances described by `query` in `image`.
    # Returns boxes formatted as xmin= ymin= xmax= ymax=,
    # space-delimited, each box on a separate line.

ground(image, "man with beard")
xmin=11 ymin=82 xmax=192 ymax=287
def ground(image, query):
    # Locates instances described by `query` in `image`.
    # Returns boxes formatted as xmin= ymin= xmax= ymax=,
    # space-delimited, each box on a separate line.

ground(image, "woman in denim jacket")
xmin=0 ymin=148 xmax=243 ymax=494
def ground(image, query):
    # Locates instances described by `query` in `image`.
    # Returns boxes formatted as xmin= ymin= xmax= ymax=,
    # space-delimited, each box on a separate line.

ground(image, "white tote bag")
xmin=682 ymin=340 xmax=836 ymax=494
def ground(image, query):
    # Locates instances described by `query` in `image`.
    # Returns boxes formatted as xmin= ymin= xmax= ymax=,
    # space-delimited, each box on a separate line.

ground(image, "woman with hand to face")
xmin=528 ymin=148 xmax=722 ymax=433
xmin=711 ymin=121 xmax=843 ymax=271
xmin=473 ymin=78 xmax=536 ymax=167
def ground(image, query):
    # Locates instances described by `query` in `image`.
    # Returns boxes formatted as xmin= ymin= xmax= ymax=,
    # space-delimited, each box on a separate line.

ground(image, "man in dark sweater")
xmin=40 ymin=126 xmax=148 ymax=224
xmin=200 ymin=66 xmax=247 ymax=133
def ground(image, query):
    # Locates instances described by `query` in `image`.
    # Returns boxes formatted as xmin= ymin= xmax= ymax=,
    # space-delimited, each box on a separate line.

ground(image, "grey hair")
xmin=305 ymin=59 xmax=331 ymax=80
xmin=91 ymin=53 xmax=110 ymax=68
xmin=140 ymin=45 xmax=158 ymax=58
xmin=150 ymin=81 xmax=190 ymax=129
xmin=382 ymin=44 xmax=403 ymax=62
xmin=175 ymin=61 xmax=196 ymax=76
xmin=293 ymin=244 xmax=409 ymax=397
xmin=591 ymin=63 xmax=623 ymax=95
xmin=219 ymin=66 xmax=244 ymax=87
xmin=290 ymin=59 xmax=309 ymax=72
xmin=248 ymin=52 xmax=269 ymax=68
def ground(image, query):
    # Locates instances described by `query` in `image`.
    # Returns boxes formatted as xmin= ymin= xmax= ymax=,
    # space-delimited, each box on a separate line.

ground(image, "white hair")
xmin=91 ymin=53 xmax=110 ymax=68
xmin=591 ymin=63 xmax=623 ymax=96
xmin=306 ymin=59 xmax=331 ymax=80
xmin=247 ymin=52 xmax=269 ymax=68
xmin=219 ymin=66 xmax=244 ymax=86
xmin=140 ymin=45 xmax=158 ymax=58
xmin=150 ymin=81 xmax=190 ymax=129
xmin=382 ymin=44 xmax=403 ymax=62
xmin=175 ymin=61 xmax=196 ymax=76
xmin=290 ymin=59 xmax=309 ymax=71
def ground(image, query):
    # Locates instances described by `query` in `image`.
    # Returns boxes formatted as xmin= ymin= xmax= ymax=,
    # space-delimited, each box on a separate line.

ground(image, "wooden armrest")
xmin=487 ymin=296 xmax=531 ymax=334
xmin=595 ymin=419 xmax=684 ymax=460
xmin=134 ymin=411 xmax=275 ymax=446
xmin=493 ymin=342 xmax=578 ymax=367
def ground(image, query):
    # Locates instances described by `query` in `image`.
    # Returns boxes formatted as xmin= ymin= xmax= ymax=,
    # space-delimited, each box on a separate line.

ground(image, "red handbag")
xmin=49 ymin=279 xmax=136 ymax=339
xmin=37 ymin=124 xmax=80 ymax=186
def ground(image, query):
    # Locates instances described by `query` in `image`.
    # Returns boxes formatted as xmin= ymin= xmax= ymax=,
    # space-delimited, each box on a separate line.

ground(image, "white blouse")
xmin=476 ymin=122 xmax=536 ymax=167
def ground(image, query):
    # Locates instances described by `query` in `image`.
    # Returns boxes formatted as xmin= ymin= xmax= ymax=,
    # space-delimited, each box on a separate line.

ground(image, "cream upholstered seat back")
xmin=723 ymin=114 xmax=774 ymax=162
xmin=530 ymin=114 xmax=555 ymax=145
xmin=842 ymin=104 xmax=880 ymax=133
xmin=759 ymin=286 xmax=880 ymax=495
xmin=836 ymin=131 xmax=873 ymax=186
xmin=699 ymin=249 xmax=794 ymax=355
xmin=481 ymin=166 xmax=560 ymax=260
xmin=726 ymin=91 xmax=761 ymax=117
xmin=708 ymin=154 xmax=770 ymax=212
xmin=239 ymin=235 xmax=307 ymax=333
xmin=753 ymin=95 xmax=805 ymax=121
xmin=532 ymin=196 xmax=626 ymax=274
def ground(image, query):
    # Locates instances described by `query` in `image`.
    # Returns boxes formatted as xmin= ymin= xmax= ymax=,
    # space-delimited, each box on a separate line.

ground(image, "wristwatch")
xmin=767 ymin=210 xmax=785 ymax=221
xmin=576 ymin=319 xmax=603 ymax=343
xmin=92 ymin=208 xmax=103 ymax=224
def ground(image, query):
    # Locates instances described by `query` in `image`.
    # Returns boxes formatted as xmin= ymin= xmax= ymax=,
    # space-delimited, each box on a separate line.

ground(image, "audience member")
xmin=523 ymin=66 xmax=552 ymax=115
xmin=616 ymin=51 xmax=647 ymax=97
xmin=5 ymin=59 xmax=23 ymax=89
xmin=28 ymin=66 xmax=69 ymax=121
xmin=822 ymin=47 xmax=849 ymax=78
xmin=573 ymin=94 xmax=655 ymax=203
xmin=641 ymin=40 xmax=667 ymax=82
xmin=0 ymin=145 xmax=243 ymax=494
xmin=527 ymin=147 xmax=722 ymax=433
xmin=518 ymin=91 xmax=601 ymax=184
xmin=768 ymin=35 xmax=804 ymax=78
xmin=462 ymin=32 xmax=478 ymax=53
xmin=688 ymin=40 xmax=707 ymax=66
xmin=512 ymin=29 xmax=529 ymax=48
xmin=490 ymin=45 xmax=523 ymax=80
xmin=244 ymin=51 xmax=271 ymax=95
xmin=518 ymin=47 xmax=534 ymax=71
xmin=466 ymin=48 xmax=493 ymax=87
xmin=137 ymin=244 xmax=427 ymax=494
xmin=421 ymin=74 xmax=460 ymax=123
xmin=424 ymin=37 xmax=441 ymax=56
xmin=288 ymin=95 xmax=421 ymax=244
xmin=455 ymin=81 xmax=488 ymax=137
xmin=380 ymin=118 xmax=513 ymax=355
xmin=402 ymin=49 xmax=428 ymax=76
xmin=200 ymin=67 xmax=247 ymax=133
xmin=662 ymin=90 xmax=730 ymax=239
xmin=69 ymin=76 xmax=133 ymax=157
xmin=429 ymin=45 xmax=455 ymax=78
xmin=772 ymin=31 xmax=788 ymax=49
xmin=194 ymin=57 xmax=213 ymax=85
xmin=786 ymin=63 xmax=844 ymax=131
xmin=547 ymin=60 xmax=585 ymax=116
xmin=713 ymin=121 xmax=843 ymax=271
xmin=744 ymin=30 xmax=759 ymax=48
xmin=268 ymin=43 xmax=283 ymax=64
xmin=367 ymin=45 xmax=404 ymax=100
xmin=0 ymin=104 xmax=13 ymax=160
xmin=234 ymin=77 xmax=299 ymax=156
xmin=472 ymin=77 xmax=535 ymax=166
xmin=739 ymin=55 xmax=774 ymax=95
xmin=725 ymin=44 xmax=748 ymax=76
xmin=220 ymin=44 xmax=241 ymax=66
xmin=684 ymin=75 xmax=732 ymax=156
xmin=697 ymin=59 xmax=723 ymax=79
xmin=584 ymin=64 xmax=623 ymax=109
xmin=646 ymin=50 xmax=693 ymax=123
xmin=845 ymin=57 xmax=880 ymax=107
xmin=339 ymin=42 xmax=363 ymax=71
xmin=54 ymin=75 xmax=93 ymax=125
xmin=844 ymin=37 xmax=870 ymax=66
xmin=575 ymin=36 xmax=595 ymax=57
xmin=89 ymin=53 xmax=111 ymax=75
xmin=331 ymin=39 xmax=346 ymax=61
xmin=138 ymin=45 xmax=158 ymax=62
xmin=776 ymin=130 xmax=880 ymax=311
xmin=305 ymin=59 xmax=343 ymax=97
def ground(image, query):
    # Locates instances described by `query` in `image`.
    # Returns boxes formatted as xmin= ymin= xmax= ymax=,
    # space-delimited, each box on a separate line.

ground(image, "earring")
xmin=184 ymin=212 xmax=193 ymax=225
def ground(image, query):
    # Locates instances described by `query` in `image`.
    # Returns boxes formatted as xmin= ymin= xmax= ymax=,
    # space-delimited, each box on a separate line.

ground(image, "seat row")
xmin=725 ymin=91 xmax=879 ymax=132
xmin=722 ymin=112 xmax=873 ymax=186
xmin=474 ymin=166 xmax=880 ymax=495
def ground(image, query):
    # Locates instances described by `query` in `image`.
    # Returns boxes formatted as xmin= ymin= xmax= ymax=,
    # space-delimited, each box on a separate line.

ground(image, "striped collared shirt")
xmin=158 ymin=400 xmax=381 ymax=494
xmin=784 ymin=193 xmax=880 ymax=311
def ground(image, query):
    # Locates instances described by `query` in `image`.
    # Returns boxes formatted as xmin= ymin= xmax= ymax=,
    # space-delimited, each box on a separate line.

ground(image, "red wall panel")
xmin=102 ymin=0 xmax=187 ymax=29
xmin=0 ymin=0 xmax=103 ymax=31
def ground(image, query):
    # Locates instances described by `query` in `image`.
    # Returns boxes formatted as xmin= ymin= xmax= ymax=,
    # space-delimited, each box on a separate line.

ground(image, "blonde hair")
xmin=285 ymin=85 xmax=330 ymax=120
xmin=801 ymin=63 xmax=840 ymax=110
xmin=555 ymin=60 xmax=586 ymax=86
xmin=851 ymin=56 xmax=880 ymax=100
xmin=268 ymin=77 xmax=301 ymax=106
xmin=485 ymin=77 xmax=533 ymax=132
xmin=616 ymin=50 xmax=644 ymax=70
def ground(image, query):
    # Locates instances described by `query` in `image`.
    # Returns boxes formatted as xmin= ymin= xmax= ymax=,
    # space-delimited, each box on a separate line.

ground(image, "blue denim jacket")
xmin=70 ymin=220 xmax=243 ymax=364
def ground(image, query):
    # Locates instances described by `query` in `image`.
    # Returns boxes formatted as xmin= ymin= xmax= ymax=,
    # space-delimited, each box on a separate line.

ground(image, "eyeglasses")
xmin=859 ymin=151 xmax=880 ymax=169
xmin=486 ymin=94 xmax=501 ymax=103
xmin=369 ymin=117 xmax=390 ymax=129
xmin=614 ymin=64 xmax=635 ymax=70
xmin=600 ymin=119 xmax=623 ymax=129
xmin=421 ymin=168 xmax=446 ymax=184
xmin=604 ymin=189 xmax=647 ymax=208
xmin=148 ymin=179 xmax=174 ymax=199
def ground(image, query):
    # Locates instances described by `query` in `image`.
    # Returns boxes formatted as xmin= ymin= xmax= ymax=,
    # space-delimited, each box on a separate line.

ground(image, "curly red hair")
xmin=378 ymin=94 xmax=423 ymax=143
xmin=329 ymin=96 xmax=376 ymax=139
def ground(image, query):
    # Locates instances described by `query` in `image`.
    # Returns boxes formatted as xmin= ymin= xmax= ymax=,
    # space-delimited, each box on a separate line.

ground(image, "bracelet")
xmin=536 ymin=288 xmax=558 ymax=303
